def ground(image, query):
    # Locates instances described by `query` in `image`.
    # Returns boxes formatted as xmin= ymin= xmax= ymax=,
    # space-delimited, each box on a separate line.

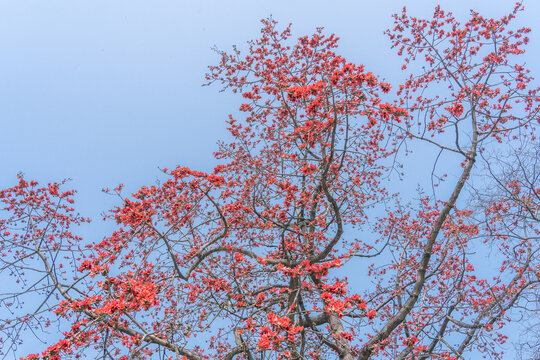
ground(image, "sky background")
xmin=0 ymin=0 xmax=539 ymax=358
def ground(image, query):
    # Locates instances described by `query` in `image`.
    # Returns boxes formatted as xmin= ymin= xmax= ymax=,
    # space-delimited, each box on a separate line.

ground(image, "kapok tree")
xmin=1 ymin=4 xmax=538 ymax=360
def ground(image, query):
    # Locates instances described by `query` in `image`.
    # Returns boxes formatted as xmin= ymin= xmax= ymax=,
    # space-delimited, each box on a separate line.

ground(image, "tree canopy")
xmin=1 ymin=4 xmax=538 ymax=360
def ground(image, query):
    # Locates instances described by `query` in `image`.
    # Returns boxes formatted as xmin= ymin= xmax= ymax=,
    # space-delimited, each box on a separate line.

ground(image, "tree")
xmin=1 ymin=4 xmax=538 ymax=360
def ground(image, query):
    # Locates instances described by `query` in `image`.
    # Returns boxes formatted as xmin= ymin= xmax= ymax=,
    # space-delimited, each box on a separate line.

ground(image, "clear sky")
xmin=0 ymin=0 xmax=539 ymax=357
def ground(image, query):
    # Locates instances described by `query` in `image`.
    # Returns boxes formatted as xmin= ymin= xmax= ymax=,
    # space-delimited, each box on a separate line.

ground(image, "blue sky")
xmin=0 ymin=0 xmax=539 ymax=357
